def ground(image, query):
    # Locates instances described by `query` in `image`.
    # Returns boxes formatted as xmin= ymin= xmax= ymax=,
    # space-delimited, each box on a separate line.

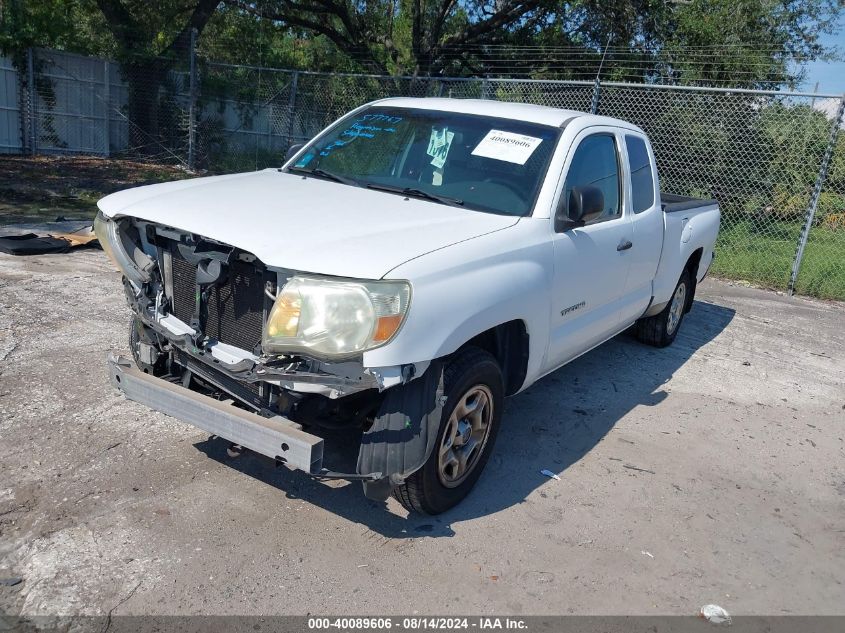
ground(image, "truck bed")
xmin=649 ymin=193 xmax=721 ymax=311
xmin=661 ymin=192 xmax=718 ymax=213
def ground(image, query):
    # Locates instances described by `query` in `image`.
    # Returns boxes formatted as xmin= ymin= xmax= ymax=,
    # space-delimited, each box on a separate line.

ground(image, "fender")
xmin=363 ymin=219 xmax=553 ymax=387
xmin=651 ymin=203 xmax=720 ymax=307
xmin=357 ymin=360 xmax=444 ymax=500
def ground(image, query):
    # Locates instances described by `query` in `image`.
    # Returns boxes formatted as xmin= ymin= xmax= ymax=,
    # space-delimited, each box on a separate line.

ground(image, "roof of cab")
xmin=372 ymin=97 xmax=603 ymax=128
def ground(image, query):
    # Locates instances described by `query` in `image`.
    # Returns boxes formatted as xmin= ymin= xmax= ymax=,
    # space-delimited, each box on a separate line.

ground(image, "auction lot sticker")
xmin=471 ymin=130 xmax=543 ymax=164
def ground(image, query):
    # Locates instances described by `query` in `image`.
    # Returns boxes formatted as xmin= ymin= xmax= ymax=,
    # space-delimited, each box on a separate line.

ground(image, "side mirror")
xmin=554 ymin=185 xmax=605 ymax=232
xmin=285 ymin=143 xmax=305 ymax=162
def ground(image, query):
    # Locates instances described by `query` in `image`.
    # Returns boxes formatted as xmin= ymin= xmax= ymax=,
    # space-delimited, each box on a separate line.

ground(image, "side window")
xmin=563 ymin=134 xmax=621 ymax=222
xmin=625 ymin=135 xmax=655 ymax=213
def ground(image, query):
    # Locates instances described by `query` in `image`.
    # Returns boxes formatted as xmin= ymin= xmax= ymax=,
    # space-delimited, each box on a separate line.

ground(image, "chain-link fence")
xmin=596 ymin=85 xmax=845 ymax=299
xmin=15 ymin=44 xmax=196 ymax=162
xmin=3 ymin=46 xmax=844 ymax=300
xmin=790 ymin=97 xmax=845 ymax=299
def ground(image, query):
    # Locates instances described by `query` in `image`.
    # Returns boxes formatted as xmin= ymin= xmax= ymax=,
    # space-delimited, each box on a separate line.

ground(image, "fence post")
xmin=26 ymin=47 xmax=36 ymax=155
xmin=787 ymin=94 xmax=845 ymax=296
xmin=590 ymin=77 xmax=601 ymax=114
xmin=17 ymin=54 xmax=29 ymax=153
xmin=187 ymin=27 xmax=197 ymax=170
xmin=103 ymin=59 xmax=110 ymax=157
xmin=481 ymin=77 xmax=491 ymax=100
xmin=286 ymin=70 xmax=298 ymax=145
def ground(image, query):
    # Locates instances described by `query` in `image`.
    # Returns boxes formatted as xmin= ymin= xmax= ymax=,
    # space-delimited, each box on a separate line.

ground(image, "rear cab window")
xmin=625 ymin=135 xmax=656 ymax=213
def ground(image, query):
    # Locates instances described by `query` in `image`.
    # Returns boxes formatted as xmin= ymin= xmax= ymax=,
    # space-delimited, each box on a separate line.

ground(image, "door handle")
xmin=617 ymin=239 xmax=633 ymax=251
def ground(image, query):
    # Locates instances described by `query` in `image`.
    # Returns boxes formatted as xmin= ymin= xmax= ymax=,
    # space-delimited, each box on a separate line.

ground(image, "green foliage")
xmin=712 ymin=218 xmax=845 ymax=299
xmin=664 ymin=0 xmax=840 ymax=88
xmin=198 ymin=6 xmax=358 ymax=72
xmin=827 ymin=133 xmax=845 ymax=193
xmin=2 ymin=0 xmax=842 ymax=87
xmin=0 ymin=0 xmax=110 ymax=57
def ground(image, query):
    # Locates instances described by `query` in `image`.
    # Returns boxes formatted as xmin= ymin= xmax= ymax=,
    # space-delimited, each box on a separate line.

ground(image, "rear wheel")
xmin=392 ymin=347 xmax=504 ymax=515
xmin=636 ymin=270 xmax=691 ymax=347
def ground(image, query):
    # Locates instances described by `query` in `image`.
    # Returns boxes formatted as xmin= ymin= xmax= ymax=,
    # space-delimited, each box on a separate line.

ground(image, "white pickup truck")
xmin=98 ymin=97 xmax=719 ymax=514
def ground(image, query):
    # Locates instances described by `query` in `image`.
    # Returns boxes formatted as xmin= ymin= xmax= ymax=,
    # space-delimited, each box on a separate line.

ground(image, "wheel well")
xmin=461 ymin=320 xmax=529 ymax=396
xmin=683 ymin=248 xmax=703 ymax=312
xmin=685 ymin=248 xmax=703 ymax=279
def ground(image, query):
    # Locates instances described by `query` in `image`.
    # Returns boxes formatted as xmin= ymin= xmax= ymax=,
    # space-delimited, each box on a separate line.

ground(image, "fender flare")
xmin=357 ymin=360 xmax=444 ymax=501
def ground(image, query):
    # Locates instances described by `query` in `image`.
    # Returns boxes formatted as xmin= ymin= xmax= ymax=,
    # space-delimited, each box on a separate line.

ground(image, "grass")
xmin=794 ymin=234 xmax=845 ymax=299
xmin=713 ymin=220 xmax=845 ymax=300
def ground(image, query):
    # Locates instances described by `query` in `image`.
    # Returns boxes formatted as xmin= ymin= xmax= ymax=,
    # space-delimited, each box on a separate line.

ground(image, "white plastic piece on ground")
xmin=540 ymin=469 xmax=561 ymax=481
xmin=699 ymin=604 xmax=731 ymax=625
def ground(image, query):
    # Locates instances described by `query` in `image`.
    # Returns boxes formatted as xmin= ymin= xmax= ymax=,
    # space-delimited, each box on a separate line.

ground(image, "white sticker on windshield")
xmin=427 ymin=128 xmax=454 ymax=169
xmin=471 ymin=129 xmax=543 ymax=165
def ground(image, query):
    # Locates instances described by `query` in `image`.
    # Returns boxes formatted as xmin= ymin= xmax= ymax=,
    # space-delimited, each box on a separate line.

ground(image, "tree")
xmin=224 ymin=0 xmax=557 ymax=75
xmin=660 ymin=0 xmax=841 ymax=88
xmin=92 ymin=0 xmax=220 ymax=152
xmin=217 ymin=0 xmax=841 ymax=87
xmin=4 ymin=0 xmax=841 ymax=86
xmin=0 ymin=0 xmax=107 ymax=58
xmin=1 ymin=1 xmax=225 ymax=154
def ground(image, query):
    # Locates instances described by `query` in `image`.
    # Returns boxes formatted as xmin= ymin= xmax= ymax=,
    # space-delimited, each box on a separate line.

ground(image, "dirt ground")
xmin=0 ymin=250 xmax=843 ymax=618
xmin=0 ymin=156 xmax=191 ymax=224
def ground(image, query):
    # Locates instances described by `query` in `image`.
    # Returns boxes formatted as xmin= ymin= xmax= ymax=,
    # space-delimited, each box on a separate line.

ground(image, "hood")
xmin=97 ymin=169 xmax=519 ymax=279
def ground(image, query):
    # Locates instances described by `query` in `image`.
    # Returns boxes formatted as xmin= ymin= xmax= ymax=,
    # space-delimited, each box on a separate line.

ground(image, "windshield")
xmin=287 ymin=106 xmax=561 ymax=216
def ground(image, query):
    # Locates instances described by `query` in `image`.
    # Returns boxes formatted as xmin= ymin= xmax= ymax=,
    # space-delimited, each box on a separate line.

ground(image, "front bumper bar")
xmin=108 ymin=354 xmax=324 ymax=473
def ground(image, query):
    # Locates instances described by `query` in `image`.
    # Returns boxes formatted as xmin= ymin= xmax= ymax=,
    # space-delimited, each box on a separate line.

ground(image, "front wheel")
xmin=635 ymin=270 xmax=691 ymax=347
xmin=128 ymin=315 xmax=166 ymax=374
xmin=392 ymin=347 xmax=504 ymax=515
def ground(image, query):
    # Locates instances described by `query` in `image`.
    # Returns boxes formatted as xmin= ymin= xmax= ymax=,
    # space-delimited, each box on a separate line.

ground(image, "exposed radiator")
xmin=169 ymin=252 xmax=267 ymax=354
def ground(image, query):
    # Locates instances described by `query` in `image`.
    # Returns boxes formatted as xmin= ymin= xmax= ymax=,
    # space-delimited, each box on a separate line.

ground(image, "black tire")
xmin=129 ymin=315 xmax=144 ymax=367
xmin=636 ymin=270 xmax=691 ymax=348
xmin=392 ymin=347 xmax=504 ymax=515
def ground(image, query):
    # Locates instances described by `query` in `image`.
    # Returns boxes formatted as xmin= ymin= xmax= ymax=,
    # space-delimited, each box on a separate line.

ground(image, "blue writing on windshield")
xmin=360 ymin=113 xmax=403 ymax=124
xmin=318 ymin=113 xmax=404 ymax=156
xmin=294 ymin=152 xmax=315 ymax=167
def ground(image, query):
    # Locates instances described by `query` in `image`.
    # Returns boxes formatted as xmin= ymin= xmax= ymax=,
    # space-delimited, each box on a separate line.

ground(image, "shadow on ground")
xmin=194 ymin=300 xmax=735 ymax=537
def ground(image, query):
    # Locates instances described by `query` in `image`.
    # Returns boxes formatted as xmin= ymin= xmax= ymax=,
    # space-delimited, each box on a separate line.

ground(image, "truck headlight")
xmin=263 ymin=276 xmax=411 ymax=358
xmin=93 ymin=211 xmax=153 ymax=286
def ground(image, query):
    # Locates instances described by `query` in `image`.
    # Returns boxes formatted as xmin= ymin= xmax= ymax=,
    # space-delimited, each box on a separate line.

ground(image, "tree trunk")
xmin=124 ymin=60 xmax=168 ymax=157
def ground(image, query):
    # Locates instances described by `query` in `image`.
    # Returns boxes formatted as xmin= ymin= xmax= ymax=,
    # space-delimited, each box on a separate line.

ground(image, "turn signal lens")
xmin=266 ymin=293 xmax=301 ymax=338
xmin=373 ymin=314 xmax=403 ymax=342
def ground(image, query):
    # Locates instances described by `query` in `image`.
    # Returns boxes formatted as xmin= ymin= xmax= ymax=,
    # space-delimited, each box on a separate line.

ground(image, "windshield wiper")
xmin=365 ymin=183 xmax=464 ymax=207
xmin=288 ymin=166 xmax=359 ymax=187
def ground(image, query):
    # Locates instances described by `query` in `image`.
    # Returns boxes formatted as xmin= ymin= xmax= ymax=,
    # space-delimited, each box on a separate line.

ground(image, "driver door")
xmin=544 ymin=128 xmax=634 ymax=371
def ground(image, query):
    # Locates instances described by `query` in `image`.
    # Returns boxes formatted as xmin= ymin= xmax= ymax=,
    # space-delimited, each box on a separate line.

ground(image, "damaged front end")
xmin=96 ymin=212 xmax=424 ymax=484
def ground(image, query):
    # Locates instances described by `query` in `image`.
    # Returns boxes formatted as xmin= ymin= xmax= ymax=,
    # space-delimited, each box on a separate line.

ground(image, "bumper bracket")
xmin=108 ymin=354 xmax=324 ymax=473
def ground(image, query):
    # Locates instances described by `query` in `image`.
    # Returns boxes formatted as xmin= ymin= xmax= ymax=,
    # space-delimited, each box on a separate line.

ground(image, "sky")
xmin=801 ymin=14 xmax=845 ymax=95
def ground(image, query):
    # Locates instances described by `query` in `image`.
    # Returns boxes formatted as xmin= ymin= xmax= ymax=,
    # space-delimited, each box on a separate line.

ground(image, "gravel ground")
xmin=0 ymin=250 xmax=843 ymax=617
